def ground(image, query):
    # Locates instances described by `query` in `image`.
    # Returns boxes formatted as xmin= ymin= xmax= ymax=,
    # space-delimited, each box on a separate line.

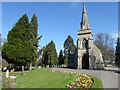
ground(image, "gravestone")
xmin=6 ymin=70 xmax=9 ymax=78
xmin=3 ymin=67 xmax=7 ymax=71
xmin=10 ymin=69 xmax=15 ymax=72
xmin=38 ymin=66 xmax=42 ymax=68
xmin=4 ymin=76 xmax=17 ymax=88
xmin=22 ymin=66 xmax=24 ymax=75
xmin=46 ymin=65 xmax=49 ymax=68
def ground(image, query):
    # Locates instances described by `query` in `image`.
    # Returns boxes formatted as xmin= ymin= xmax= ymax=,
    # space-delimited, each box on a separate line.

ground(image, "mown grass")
xmin=0 ymin=83 xmax=2 ymax=89
xmin=2 ymin=68 xmax=103 ymax=88
xmin=16 ymin=68 xmax=76 ymax=88
xmin=91 ymin=76 xmax=103 ymax=88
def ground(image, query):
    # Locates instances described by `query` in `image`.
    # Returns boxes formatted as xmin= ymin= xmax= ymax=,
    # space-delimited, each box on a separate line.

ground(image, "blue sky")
xmin=2 ymin=2 xmax=118 ymax=53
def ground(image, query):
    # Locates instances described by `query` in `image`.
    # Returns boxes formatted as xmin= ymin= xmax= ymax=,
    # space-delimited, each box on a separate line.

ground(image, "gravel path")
xmin=51 ymin=67 xmax=119 ymax=89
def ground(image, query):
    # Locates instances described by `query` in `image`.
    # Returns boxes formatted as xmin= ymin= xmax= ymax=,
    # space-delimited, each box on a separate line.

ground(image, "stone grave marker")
xmin=6 ymin=70 xmax=9 ymax=78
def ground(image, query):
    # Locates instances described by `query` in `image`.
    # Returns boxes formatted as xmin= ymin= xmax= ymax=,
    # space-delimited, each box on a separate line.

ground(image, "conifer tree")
xmin=0 ymin=34 xmax=2 ymax=51
xmin=64 ymin=52 xmax=69 ymax=65
xmin=58 ymin=50 xmax=64 ymax=66
xmin=63 ymin=35 xmax=76 ymax=65
xmin=64 ymin=35 xmax=76 ymax=53
xmin=115 ymin=37 xmax=120 ymax=67
xmin=42 ymin=46 xmax=48 ymax=67
xmin=42 ymin=41 xmax=58 ymax=67
xmin=29 ymin=14 xmax=38 ymax=69
xmin=29 ymin=14 xmax=42 ymax=69
xmin=47 ymin=41 xmax=58 ymax=67
xmin=2 ymin=14 xmax=33 ymax=68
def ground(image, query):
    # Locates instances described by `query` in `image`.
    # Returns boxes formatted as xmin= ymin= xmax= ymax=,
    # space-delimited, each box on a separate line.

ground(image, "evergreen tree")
xmin=64 ymin=52 xmax=69 ymax=65
xmin=64 ymin=35 xmax=76 ymax=53
xmin=2 ymin=14 xmax=34 ymax=67
xmin=63 ymin=35 xmax=76 ymax=65
xmin=36 ymin=47 xmax=45 ymax=66
xmin=58 ymin=50 xmax=64 ymax=66
xmin=42 ymin=41 xmax=58 ymax=67
xmin=29 ymin=14 xmax=41 ymax=69
xmin=0 ymin=34 xmax=2 ymax=69
xmin=42 ymin=46 xmax=48 ymax=67
xmin=115 ymin=37 xmax=120 ymax=67
xmin=0 ymin=34 xmax=1 ymax=51
xmin=47 ymin=41 xmax=58 ymax=67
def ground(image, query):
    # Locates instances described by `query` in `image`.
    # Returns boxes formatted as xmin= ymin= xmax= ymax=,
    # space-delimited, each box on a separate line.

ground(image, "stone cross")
xmin=6 ymin=70 xmax=9 ymax=78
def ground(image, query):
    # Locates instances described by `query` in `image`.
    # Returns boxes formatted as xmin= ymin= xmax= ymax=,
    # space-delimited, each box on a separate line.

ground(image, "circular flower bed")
xmin=52 ymin=70 xmax=93 ymax=88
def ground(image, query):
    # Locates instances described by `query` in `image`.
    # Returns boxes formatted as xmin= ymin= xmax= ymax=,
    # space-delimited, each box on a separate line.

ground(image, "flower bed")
xmin=52 ymin=70 xmax=93 ymax=88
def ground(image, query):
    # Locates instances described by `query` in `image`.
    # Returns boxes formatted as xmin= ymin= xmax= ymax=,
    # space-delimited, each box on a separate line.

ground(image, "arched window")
xmin=82 ymin=38 xmax=88 ymax=48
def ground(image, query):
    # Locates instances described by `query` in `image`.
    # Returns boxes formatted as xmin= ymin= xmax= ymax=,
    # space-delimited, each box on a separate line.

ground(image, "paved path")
xmin=51 ymin=67 xmax=119 ymax=89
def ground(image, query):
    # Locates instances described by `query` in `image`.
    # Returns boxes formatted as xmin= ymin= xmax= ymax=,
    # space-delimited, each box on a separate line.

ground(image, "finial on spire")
xmin=81 ymin=3 xmax=90 ymax=30
xmin=83 ymin=3 xmax=86 ymax=14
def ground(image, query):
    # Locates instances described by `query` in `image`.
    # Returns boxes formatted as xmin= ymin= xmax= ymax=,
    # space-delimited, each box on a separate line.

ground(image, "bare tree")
xmin=94 ymin=33 xmax=115 ymax=62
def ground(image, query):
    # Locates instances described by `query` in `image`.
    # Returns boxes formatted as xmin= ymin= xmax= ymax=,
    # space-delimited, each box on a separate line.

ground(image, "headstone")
xmin=10 ymin=69 xmax=15 ymax=72
xmin=22 ymin=66 xmax=24 ymax=71
xmin=9 ymin=76 xmax=16 ymax=82
xmin=38 ymin=66 xmax=42 ymax=68
xmin=6 ymin=70 xmax=9 ymax=78
xmin=22 ymin=66 xmax=24 ymax=75
xmin=3 ymin=67 xmax=7 ymax=71
xmin=4 ymin=76 xmax=17 ymax=88
xmin=46 ymin=65 xmax=49 ymax=68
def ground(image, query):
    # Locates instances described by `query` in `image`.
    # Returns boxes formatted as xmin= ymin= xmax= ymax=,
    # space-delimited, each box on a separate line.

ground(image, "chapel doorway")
xmin=82 ymin=54 xmax=89 ymax=69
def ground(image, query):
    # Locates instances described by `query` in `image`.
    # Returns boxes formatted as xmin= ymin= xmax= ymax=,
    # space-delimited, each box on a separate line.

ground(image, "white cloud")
xmin=110 ymin=31 xmax=120 ymax=39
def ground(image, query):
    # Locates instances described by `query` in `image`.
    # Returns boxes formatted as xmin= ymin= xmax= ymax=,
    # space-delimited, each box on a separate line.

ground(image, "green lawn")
xmin=91 ymin=76 xmax=103 ymax=88
xmin=0 ymin=83 xmax=2 ymax=89
xmin=16 ymin=68 xmax=77 ymax=88
xmin=2 ymin=68 xmax=103 ymax=88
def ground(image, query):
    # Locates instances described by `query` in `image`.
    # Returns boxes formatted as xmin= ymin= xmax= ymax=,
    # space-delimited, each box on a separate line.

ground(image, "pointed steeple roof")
xmin=83 ymin=3 xmax=87 ymax=14
xmin=81 ymin=3 xmax=90 ymax=30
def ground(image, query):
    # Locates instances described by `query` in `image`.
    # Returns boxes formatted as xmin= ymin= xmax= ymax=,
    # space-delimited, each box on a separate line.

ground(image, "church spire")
xmin=83 ymin=3 xmax=87 ymax=14
xmin=81 ymin=3 xmax=90 ymax=30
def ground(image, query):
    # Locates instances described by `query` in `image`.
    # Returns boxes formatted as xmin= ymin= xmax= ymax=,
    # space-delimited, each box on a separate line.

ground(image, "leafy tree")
xmin=2 ymin=14 xmax=34 ymax=68
xmin=63 ymin=35 xmax=76 ymax=65
xmin=115 ymin=37 xmax=120 ymax=67
xmin=58 ymin=50 xmax=64 ymax=66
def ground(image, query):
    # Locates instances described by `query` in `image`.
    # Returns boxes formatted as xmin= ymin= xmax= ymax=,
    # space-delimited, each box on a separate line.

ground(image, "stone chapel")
xmin=68 ymin=3 xmax=104 ymax=69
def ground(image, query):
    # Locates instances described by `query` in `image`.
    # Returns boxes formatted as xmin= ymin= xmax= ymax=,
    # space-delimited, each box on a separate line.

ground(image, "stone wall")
xmin=91 ymin=43 xmax=104 ymax=69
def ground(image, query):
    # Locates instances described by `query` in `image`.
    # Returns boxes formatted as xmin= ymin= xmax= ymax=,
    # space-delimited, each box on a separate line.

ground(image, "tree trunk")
xmin=9 ymin=63 xmax=11 ymax=69
xmin=29 ymin=62 xmax=32 ymax=70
